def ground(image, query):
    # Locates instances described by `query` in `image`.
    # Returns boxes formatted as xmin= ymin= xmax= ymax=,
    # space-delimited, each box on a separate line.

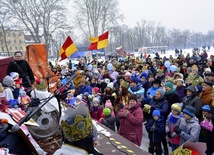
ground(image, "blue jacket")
xmin=78 ymin=85 xmax=92 ymax=95
xmin=144 ymin=86 xmax=162 ymax=104
xmin=150 ymin=97 xmax=169 ymax=120
xmin=146 ymin=116 xmax=165 ymax=142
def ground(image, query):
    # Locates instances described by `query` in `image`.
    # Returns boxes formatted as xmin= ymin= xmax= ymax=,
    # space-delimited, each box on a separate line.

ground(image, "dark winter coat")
xmin=102 ymin=115 xmax=116 ymax=131
xmin=182 ymin=95 xmax=202 ymax=118
xmin=118 ymin=102 xmax=144 ymax=146
xmin=165 ymin=92 xmax=180 ymax=115
xmin=150 ymin=97 xmax=169 ymax=120
xmin=176 ymin=85 xmax=186 ymax=101
xmin=146 ymin=116 xmax=165 ymax=143
xmin=7 ymin=60 xmax=35 ymax=87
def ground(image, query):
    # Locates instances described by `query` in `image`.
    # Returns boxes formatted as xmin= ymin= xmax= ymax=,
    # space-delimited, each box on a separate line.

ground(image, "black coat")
xmin=146 ymin=116 xmax=165 ymax=143
xmin=7 ymin=60 xmax=35 ymax=87
xmin=102 ymin=115 xmax=116 ymax=131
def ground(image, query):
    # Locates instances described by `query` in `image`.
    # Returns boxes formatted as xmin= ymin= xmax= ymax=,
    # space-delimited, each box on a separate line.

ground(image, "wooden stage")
xmin=94 ymin=121 xmax=151 ymax=155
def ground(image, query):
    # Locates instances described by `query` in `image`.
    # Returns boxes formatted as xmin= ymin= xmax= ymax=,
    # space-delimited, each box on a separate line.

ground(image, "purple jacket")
xmin=176 ymin=85 xmax=186 ymax=101
xmin=118 ymin=102 xmax=144 ymax=146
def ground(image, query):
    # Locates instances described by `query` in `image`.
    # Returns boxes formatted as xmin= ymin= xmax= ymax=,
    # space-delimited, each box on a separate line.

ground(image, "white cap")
xmin=107 ymin=82 xmax=114 ymax=89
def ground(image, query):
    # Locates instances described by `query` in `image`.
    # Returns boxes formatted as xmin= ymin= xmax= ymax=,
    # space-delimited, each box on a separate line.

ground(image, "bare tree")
xmin=73 ymin=0 xmax=123 ymax=37
xmin=1 ymin=0 xmax=72 ymax=56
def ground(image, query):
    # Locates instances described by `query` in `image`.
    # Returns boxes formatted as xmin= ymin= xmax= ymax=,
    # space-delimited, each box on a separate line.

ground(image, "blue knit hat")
xmin=139 ymin=72 xmax=148 ymax=80
xmin=183 ymin=106 xmax=196 ymax=117
xmin=152 ymin=110 xmax=161 ymax=117
xmin=165 ymin=81 xmax=173 ymax=89
xmin=202 ymin=105 xmax=211 ymax=112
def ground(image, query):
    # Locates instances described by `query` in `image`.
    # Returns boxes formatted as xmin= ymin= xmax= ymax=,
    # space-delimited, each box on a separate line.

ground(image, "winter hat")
xmin=3 ymin=75 xmax=14 ymax=86
xmin=107 ymin=82 xmax=114 ymax=89
xmin=35 ymin=79 xmax=47 ymax=91
xmin=83 ymin=92 xmax=90 ymax=98
xmin=171 ymin=103 xmax=182 ymax=112
xmin=165 ymin=81 xmax=173 ymax=89
xmin=185 ymin=85 xmax=196 ymax=93
xmin=103 ymin=108 xmax=111 ymax=117
xmin=125 ymin=72 xmax=131 ymax=77
xmin=92 ymin=98 xmax=99 ymax=104
xmin=128 ymin=94 xmax=137 ymax=102
xmin=202 ymin=105 xmax=211 ymax=112
xmin=204 ymin=72 xmax=214 ymax=76
xmin=175 ymin=78 xmax=184 ymax=83
xmin=105 ymin=100 xmax=113 ymax=110
xmin=93 ymin=87 xmax=100 ymax=94
xmin=139 ymin=72 xmax=148 ymax=80
xmin=156 ymin=89 xmax=165 ymax=98
xmin=76 ymin=95 xmax=82 ymax=101
xmin=156 ymin=69 xmax=164 ymax=74
xmin=152 ymin=109 xmax=161 ymax=117
xmin=203 ymin=80 xmax=214 ymax=87
xmin=10 ymin=72 xmax=19 ymax=80
xmin=130 ymin=73 xmax=140 ymax=83
xmin=183 ymin=106 xmax=197 ymax=117
xmin=152 ymin=78 xmax=161 ymax=85
xmin=104 ymin=78 xmax=110 ymax=84
xmin=120 ymin=81 xmax=129 ymax=89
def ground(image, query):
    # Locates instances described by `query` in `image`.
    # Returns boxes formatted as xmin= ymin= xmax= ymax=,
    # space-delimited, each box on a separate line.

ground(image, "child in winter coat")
xmin=165 ymin=103 xmax=182 ymax=151
xmin=0 ymin=83 xmax=9 ymax=112
xmin=102 ymin=108 xmax=116 ymax=131
xmin=173 ymin=105 xmax=201 ymax=145
xmin=90 ymin=98 xmax=103 ymax=121
xmin=146 ymin=109 xmax=165 ymax=155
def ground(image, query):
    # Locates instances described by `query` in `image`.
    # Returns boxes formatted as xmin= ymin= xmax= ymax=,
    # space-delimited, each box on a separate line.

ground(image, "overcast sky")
xmin=118 ymin=0 xmax=214 ymax=34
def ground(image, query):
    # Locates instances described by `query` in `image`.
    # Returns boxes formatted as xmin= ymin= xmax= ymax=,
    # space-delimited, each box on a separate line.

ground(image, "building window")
xmin=10 ymin=47 xmax=12 ymax=50
xmin=2 ymin=47 xmax=4 ymax=51
xmin=8 ymin=33 xmax=10 ymax=37
xmin=14 ymin=40 xmax=16 ymax=43
xmin=15 ymin=46 xmax=18 ymax=50
xmin=13 ymin=33 xmax=16 ymax=37
xmin=20 ymin=47 xmax=22 ymax=50
xmin=7 ymin=40 xmax=11 ymax=44
xmin=19 ymin=40 xmax=22 ymax=43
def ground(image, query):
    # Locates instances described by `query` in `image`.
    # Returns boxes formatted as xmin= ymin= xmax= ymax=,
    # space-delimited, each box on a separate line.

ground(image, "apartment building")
xmin=0 ymin=28 xmax=25 ymax=55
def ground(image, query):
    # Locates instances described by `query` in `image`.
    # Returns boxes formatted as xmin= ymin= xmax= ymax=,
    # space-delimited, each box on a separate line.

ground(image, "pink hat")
xmin=105 ymin=100 xmax=113 ymax=110
xmin=93 ymin=87 xmax=100 ymax=94
xmin=125 ymin=72 xmax=131 ymax=77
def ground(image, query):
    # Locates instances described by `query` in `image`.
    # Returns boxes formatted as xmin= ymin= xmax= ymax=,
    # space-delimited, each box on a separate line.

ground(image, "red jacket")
xmin=90 ymin=106 xmax=103 ymax=121
xmin=118 ymin=102 xmax=144 ymax=146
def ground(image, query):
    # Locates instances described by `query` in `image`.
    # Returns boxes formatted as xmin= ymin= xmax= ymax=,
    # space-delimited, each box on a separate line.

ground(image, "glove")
xmin=205 ymin=113 xmax=213 ymax=119
xmin=174 ymin=126 xmax=181 ymax=135
xmin=150 ymin=125 xmax=156 ymax=131
xmin=167 ymin=132 xmax=172 ymax=138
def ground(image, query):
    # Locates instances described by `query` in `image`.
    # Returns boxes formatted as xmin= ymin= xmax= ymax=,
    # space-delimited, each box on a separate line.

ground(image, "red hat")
xmin=93 ymin=87 xmax=100 ymax=94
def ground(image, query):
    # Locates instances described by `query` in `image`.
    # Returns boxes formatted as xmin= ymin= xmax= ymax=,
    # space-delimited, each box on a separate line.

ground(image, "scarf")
xmin=169 ymin=114 xmax=181 ymax=123
xmin=166 ymin=88 xmax=175 ymax=95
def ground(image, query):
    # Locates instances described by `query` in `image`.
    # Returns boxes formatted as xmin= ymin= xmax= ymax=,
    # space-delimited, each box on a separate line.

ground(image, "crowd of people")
xmin=0 ymin=49 xmax=214 ymax=155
